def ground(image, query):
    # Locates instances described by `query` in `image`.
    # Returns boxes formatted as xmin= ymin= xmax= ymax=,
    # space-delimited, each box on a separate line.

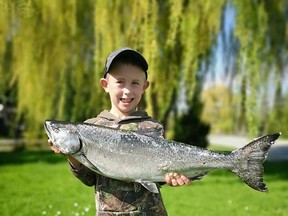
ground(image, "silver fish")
xmin=44 ymin=120 xmax=281 ymax=193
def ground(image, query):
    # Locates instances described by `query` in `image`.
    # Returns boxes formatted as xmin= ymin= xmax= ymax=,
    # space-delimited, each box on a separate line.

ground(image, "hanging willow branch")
xmin=0 ymin=0 xmax=286 ymax=138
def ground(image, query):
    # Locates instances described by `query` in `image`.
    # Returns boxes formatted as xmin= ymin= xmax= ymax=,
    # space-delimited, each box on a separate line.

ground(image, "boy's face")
xmin=100 ymin=64 xmax=149 ymax=118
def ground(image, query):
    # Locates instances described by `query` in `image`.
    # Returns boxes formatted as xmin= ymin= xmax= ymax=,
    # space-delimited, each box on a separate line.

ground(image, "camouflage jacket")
xmin=70 ymin=110 xmax=168 ymax=216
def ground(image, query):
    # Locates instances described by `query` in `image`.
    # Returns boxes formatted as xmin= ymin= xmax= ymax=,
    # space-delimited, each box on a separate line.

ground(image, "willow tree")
xmin=6 ymin=0 xmax=284 ymax=139
xmin=94 ymin=0 xmax=225 ymax=124
xmin=1 ymin=0 xmax=97 ymax=137
xmin=92 ymin=1 xmax=225 ymax=145
xmin=202 ymin=0 xmax=288 ymax=137
xmin=1 ymin=0 xmax=224 ymax=138
xmin=232 ymin=0 xmax=287 ymax=136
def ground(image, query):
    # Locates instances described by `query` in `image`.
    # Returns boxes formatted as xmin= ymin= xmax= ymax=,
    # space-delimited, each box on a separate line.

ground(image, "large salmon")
xmin=44 ymin=120 xmax=281 ymax=193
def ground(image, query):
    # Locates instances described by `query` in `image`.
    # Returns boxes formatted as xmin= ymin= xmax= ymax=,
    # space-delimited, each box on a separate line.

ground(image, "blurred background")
xmin=0 ymin=1 xmax=287 ymax=216
xmin=0 ymin=0 xmax=287 ymax=148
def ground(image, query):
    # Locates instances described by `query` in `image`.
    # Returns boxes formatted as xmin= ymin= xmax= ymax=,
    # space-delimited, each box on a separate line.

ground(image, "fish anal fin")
xmin=137 ymin=181 xmax=159 ymax=193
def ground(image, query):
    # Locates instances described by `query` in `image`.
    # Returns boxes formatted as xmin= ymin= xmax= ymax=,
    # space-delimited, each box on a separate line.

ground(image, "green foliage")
xmin=0 ymin=0 xmax=225 ymax=139
xmin=201 ymin=85 xmax=235 ymax=134
xmin=0 ymin=150 xmax=287 ymax=216
xmin=233 ymin=0 xmax=266 ymax=136
xmin=0 ymin=0 xmax=287 ymax=139
xmin=266 ymin=91 xmax=288 ymax=138
xmin=1 ymin=0 xmax=98 ymax=138
xmin=231 ymin=0 xmax=288 ymax=136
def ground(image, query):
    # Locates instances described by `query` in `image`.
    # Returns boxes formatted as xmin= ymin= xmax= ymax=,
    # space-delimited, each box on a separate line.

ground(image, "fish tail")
xmin=231 ymin=132 xmax=281 ymax=192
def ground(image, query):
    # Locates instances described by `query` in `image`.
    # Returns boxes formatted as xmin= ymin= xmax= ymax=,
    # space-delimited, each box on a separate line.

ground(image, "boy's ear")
xmin=143 ymin=81 xmax=150 ymax=91
xmin=100 ymin=78 xmax=109 ymax=92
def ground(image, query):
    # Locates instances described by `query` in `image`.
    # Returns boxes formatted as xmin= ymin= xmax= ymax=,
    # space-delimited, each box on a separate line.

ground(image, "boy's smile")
xmin=121 ymin=98 xmax=134 ymax=103
xmin=100 ymin=64 xmax=149 ymax=118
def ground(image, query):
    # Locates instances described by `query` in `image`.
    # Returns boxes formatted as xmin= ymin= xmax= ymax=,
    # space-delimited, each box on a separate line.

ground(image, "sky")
xmin=204 ymin=3 xmax=236 ymax=89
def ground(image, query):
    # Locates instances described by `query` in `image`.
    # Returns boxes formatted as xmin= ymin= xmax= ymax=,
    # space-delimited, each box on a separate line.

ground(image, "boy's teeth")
xmin=121 ymin=98 xmax=132 ymax=102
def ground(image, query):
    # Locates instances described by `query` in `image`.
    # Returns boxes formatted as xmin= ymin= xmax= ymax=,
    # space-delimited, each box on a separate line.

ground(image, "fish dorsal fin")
xmin=135 ymin=128 xmax=164 ymax=138
xmin=137 ymin=181 xmax=159 ymax=193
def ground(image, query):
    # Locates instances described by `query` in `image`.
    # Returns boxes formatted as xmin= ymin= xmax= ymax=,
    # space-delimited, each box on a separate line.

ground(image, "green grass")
xmin=0 ymin=150 xmax=287 ymax=216
xmin=0 ymin=151 xmax=95 ymax=216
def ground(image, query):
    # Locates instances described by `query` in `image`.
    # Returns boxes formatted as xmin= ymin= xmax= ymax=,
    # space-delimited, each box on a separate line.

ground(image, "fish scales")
xmin=44 ymin=120 xmax=281 ymax=193
xmin=87 ymin=129 xmax=229 ymax=178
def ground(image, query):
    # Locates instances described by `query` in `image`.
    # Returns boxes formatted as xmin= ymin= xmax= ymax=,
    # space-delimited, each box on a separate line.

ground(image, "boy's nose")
xmin=123 ymin=87 xmax=132 ymax=94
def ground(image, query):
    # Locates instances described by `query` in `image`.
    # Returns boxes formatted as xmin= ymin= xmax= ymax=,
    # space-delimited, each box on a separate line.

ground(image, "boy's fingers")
xmin=165 ymin=174 xmax=172 ymax=185
xmin=165 ymin=173 xmax=191 ymax=186
xmin=175 ymin=174 xmax=185 ymax=186
xmin=165 ymin=173 xmax=178 ymax=186
xmin=166 ymin=173 xmax=191 ymax=186
xmin=48 ymin=139 xmax=54 ymax=146
xmin=171 ymin=178 xmax=178 ymax=186
xmin=181 ymin=175 xmax=191 ymax=185
xmin=48 ymin=141 xmax=62 ymax=154
xmin=165 ymin=173 xmax=182 ymax=186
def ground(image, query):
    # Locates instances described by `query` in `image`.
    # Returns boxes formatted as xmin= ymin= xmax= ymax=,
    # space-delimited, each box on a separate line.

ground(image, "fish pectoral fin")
xmin=137 ymin=181 xmax=159 ymax=193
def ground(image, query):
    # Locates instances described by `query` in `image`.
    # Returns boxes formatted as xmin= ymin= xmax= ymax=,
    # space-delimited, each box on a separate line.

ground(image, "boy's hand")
xmin=48 ymin=139 xmax=62 ymax=154
xmin=165 ymin=172 xmax=191 ymax=186
xmin=48 ymin=139 xmax=81 ymax=169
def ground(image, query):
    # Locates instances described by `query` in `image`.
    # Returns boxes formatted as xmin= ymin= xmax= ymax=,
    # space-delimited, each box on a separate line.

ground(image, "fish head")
xmin=44 ymin=120 xmax=82 ymax=154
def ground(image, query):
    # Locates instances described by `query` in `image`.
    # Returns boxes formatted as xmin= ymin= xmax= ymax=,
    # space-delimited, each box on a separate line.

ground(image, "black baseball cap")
xmin=103 ymin=47 xmax=148 ymax=79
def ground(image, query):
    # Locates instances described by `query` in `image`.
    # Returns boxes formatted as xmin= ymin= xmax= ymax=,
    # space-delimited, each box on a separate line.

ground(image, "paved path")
xmin=208 ymin=134 xmax=288 ymax=162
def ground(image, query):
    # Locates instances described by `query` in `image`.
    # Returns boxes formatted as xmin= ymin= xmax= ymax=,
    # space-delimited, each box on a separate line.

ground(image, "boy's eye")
xmin=116 ymin=81 xmax=124 ymax=84
xmin=132 ymin=82 xmax=140 ymax=85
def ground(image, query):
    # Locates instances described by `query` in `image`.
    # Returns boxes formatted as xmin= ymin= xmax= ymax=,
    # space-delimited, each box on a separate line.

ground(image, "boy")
xmin=49 ymin=47 xmax=190 ymax=215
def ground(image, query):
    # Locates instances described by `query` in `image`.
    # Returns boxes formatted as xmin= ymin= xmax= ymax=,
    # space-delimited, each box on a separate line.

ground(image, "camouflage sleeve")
xmin=67 ymin=117 xmax=100 ymax=187
xmin=69 ymin=162 xmax=96 ymax=187
xmin=120 ymin=119 xmax=165 ymax=138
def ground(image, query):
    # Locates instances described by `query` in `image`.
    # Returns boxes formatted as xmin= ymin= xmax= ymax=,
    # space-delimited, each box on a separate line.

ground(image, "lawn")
xmin=0 ymin=150 xmax=287 ymax=216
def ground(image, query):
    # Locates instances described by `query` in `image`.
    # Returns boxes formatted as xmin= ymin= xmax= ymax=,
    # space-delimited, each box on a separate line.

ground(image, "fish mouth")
xmin=44 ymin=120 xmax=53 ymax=140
